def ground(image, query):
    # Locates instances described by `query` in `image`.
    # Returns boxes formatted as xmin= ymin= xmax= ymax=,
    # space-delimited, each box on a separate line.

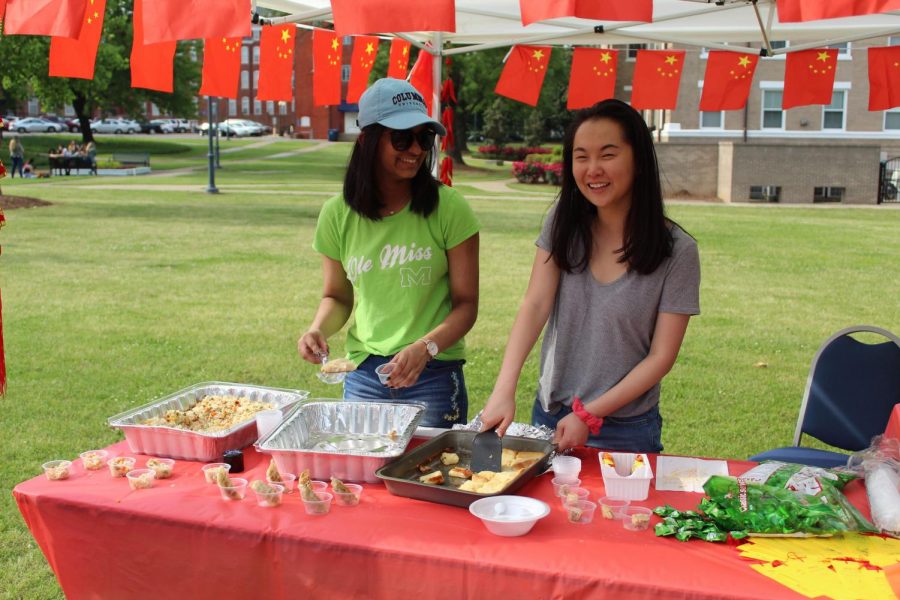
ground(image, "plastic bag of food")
xmin=738 ymin=460 xmax=857 ymax=495
xmin=847 ymin=435 xmax=900 ymax=535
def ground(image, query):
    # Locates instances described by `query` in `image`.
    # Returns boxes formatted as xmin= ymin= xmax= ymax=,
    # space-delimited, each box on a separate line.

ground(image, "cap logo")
xmin=392 ymin=91 xmax=425 ymax=109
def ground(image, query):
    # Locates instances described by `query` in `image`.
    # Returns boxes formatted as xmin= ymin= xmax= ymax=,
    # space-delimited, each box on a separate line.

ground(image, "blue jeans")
xmin=532 ymin=400 xmax=663 ymax=453
xmin=10 ymin=156 xmax=23 ymax=178
xmin=342 ymin=355 xmax=468 ymax=428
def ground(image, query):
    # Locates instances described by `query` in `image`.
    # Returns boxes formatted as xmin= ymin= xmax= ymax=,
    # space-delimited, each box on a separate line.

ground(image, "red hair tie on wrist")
xmin=572 ymin=396 xmax=603 ymax=435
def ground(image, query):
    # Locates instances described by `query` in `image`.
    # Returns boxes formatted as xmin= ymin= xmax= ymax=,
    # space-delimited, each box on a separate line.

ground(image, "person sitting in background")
xmin=62 ymin=141 xmax=80 ymax=175
xmin=22 ymin=158 xmax=34 ymax=178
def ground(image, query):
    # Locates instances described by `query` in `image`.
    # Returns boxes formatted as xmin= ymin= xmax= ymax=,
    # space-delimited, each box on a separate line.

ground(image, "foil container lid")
xmin=453 ymin=412 xmax=555 ymax=442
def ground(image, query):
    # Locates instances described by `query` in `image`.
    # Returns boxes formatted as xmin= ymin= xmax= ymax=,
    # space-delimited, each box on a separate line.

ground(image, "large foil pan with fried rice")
xmin=376 ymin=431 xmax=555 ymax=508
xmin=108 ymin=382 xmax=309 ymax=461
xmin=255 ymin=401 xmax=425 ymax=483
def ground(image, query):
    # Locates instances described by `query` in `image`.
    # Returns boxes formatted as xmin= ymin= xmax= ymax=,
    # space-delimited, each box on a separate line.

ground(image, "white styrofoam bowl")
xmin=469 ymin=495 xmax=550 ymax=537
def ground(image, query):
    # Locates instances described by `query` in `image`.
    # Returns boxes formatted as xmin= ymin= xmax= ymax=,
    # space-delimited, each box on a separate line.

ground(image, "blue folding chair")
xmin=750 ymin=325 xmax=900 ymax=468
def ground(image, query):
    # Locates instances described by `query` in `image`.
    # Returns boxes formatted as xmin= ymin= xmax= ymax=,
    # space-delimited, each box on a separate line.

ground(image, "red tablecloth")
xmin=14 ymin=442 xmax=871 ymax=600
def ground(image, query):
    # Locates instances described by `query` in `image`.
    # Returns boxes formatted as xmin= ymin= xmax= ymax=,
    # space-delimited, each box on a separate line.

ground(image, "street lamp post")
xmin=206 ymin=96 xmax=218 ymax=194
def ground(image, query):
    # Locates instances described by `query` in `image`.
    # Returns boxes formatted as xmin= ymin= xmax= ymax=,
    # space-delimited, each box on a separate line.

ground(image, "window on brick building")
xmin=343 ymin=36 xmax=352 ymax=46
xmin=700 ymin=111 xmax=723 ymax=129
xmin=242 ymin=46 xmax=249 ymax=63
xmin=241 ymin=70 xmax=249 ymax=89
xmin=813 ymin=187 xmax=844 ymax=202
xmin=749 ymin=185 xmax=781 ymax=202
xmin=228 ymin=100 xmax=237 ymax=116
xmin=253 ymin=46 xmax=260 ymax=62
xmin=267 ymin=101 xmax=275 ymax=115
xmin=822 ymin=91 xmax=846 ymax=130
xmin=890 ymin=36 xmax=900 ymax=46
xmin=828 ymin=42 xmax=850 ymax=58
xmin=279 ymin=102 xmax=288 ymax=115
xmin=252 ymin=27 xmax=260 ymax=42
xmin=885 ymin=109 xmax=900 ymax=130
xmin=254 ymin=70 xmax=259 ymax=88
xmin=761 ymin=90 xmax=784 ymax=129
xmin=254 ymin=99 xmax=262 ymax=115
xmin=241 ymin=96 xmax=250 ymax=113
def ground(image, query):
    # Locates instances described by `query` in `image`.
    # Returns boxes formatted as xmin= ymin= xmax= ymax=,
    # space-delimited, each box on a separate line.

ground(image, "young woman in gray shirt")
xmin=481 ymin=99 xmax=700 ymax=453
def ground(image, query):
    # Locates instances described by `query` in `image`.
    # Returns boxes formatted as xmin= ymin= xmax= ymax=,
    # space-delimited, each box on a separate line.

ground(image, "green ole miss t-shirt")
xmin=313 ymin=185 xmax=480 ymax=364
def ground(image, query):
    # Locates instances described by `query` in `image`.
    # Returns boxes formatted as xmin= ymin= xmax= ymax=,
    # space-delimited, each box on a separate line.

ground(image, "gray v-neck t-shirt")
xmin=535 ymin=211 xmax=700 ymax=418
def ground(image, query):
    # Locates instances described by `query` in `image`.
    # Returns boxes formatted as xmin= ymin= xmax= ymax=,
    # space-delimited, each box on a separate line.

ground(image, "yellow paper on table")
xmin=738 ymin=534 xmax=900 ymax=600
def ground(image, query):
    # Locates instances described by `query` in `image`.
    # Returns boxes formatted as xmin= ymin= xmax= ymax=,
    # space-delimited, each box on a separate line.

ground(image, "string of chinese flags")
xmin=439 ymin=59 xmax=456 ymax=186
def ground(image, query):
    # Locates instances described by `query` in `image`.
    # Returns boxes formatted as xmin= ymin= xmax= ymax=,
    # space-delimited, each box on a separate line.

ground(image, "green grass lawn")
xmin=1 ymin=137 xmax=898 ymax=598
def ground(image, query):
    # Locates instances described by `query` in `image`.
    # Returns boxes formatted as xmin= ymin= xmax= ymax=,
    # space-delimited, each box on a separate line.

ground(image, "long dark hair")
xmin=549 ymin=99 xmax=673 ymax=275
xmin=342 ymin=123 xmax=440 ymax=220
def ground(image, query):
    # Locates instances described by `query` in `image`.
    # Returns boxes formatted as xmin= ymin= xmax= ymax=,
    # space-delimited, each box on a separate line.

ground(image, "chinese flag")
xmin=331 ymin=0 xmax=455 ymax=35
xmin=200 ymin=37 xmax=243 ymax=98
xmin=257 ymin=25 xmax=295 ymax=102
xmin=783 ymin=48 xmax=838 ymax=109
xmin=699 ymin=51 xmax=759 ymax=111
xmin=313 ymin=28 xmax=342 ymax=106
xmin=3 ymin=0 xmax=86 ymax=37
xmin=409 ymin=49 xmax=435 ymax=113
xmin=131 ymin=0 xmax=176 ymax=92
xmin=0 ymin=0 xmax=6 ymax=21
xmin=567 ymin=48 xmax=617 ymax=110
xmin=868 ymin=46 xmax=900 ymax=110
xmin=140 ymin=0 xmax=250 ymax=45
xmin=347 ymin=36 xmax=380 ymax=104
xmin=520 ymin=0 xmax=652 ymax=25
xmin=388 ymin=38 xmax=412 ymax=80
xmin=495 ymin=45 xmax=552 ymax=106
xmin=777 ymin=0 xmax=900 ymax=22
xmin=49 ymin=0 xmax=106 ymax=79
xmin=630 ymin=50 xmax=685 ymax=110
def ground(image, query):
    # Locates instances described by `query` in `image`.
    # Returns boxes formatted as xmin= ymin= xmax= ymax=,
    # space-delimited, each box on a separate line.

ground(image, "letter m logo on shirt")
xmin=400 ymin=267 xmax=432 ymax=287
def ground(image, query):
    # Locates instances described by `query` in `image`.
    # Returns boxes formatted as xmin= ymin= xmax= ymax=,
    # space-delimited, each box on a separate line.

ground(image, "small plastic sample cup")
xmin=80 ymin=450 xmax=109 ymax=471
xmin=599 ymin=496 xmax=630 ymax=520
xmin=202 ymin=463 xmax=232 ymax=484
xmin=552 ymin=456 xmax=582 ymax=484
xmin=269 ymin=472 xmax=297 ymax=493
xmin=253 ymin=482 xmax=285 ymax=507
xmin=146 ymin=458 xmax=175 ymax=479
xmin=126 ymin=468 xmax=156 ymax=491
xmin=309 ymin=480 xmax=328 ymax=493
xmin=302 ymin=491 xmax=334 ymax=515
xmin=218 ymin=477 xmax=248 ymax=501
xmin=255 ymin=409 xmax=282 ymax=440
xmin=622 ymin=506 xmax=653 ymax=531
xmin=332 ymin=483 xmax=363 ymax=506
xmin=566 ymin=500 xmax=597 ymax=524
xmin=551 ymin=477 xmax=582 ymax=497
xmin=375 ymin=363 xmax=395 ymax=385
xmin=108 ymin=457 xmax=136 ymax=478
xmin=42 ymin=460 xmax=72 ymax=481
xmin=559 ymin=487 xmax=590 ymax=508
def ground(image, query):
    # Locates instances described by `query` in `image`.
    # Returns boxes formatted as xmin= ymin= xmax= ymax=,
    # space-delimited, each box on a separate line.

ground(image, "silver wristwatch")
xmin=419 ymin=338 xmax=439 ymax=359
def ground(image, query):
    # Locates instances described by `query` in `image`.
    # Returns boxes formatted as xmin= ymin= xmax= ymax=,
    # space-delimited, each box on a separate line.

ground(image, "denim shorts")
xmin=342 ymin=355 xmax=468 ymax=428
xmin=531 ymin=399 xmax=663 ymax=453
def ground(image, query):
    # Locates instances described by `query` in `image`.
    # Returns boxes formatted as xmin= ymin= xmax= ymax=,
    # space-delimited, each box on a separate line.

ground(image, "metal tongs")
xmin=315 ymin=351 xmax=346 ymax=385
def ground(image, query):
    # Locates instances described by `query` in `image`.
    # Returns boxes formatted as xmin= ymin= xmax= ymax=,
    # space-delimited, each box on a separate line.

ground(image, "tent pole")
xmin=432 ymin=32 xmax=443 ymax=179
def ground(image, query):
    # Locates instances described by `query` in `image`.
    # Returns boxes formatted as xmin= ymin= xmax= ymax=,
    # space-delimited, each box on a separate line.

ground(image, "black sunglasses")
xmin=389 ymin=128 xmax=436 ymax=152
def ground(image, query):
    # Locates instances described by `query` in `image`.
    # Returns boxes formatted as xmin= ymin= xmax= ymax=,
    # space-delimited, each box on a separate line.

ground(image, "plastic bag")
xmin=847 ymin=435 xmax=900 ymax=535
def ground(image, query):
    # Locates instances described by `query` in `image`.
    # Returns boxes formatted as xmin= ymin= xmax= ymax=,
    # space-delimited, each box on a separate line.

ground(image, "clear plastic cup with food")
xmin=108 ymin=457 xmax=136 ymax=478
xmin=126 ymin=468 xmax=156 ymax=491
xmin=551 ymin=477 xmax=582 ymax=497
xmin=566 ymin=500 xmax=597 ymax=525
xmin=42 ymin=460 xmax=72 ymax=481
xmin=332 ymin=483 xmax=363 ymax=506
xmin=218 ymin=477 xmax=248 ymax=501
xmin=80 ymin=450 xmax=109 ymax=471
xmin=622 ymin=506 xmax=653 ymax=531
xmin=599 ymin=496 xmax=630 ymax=520
xmin=146 ymin=458 xmax=175 ymax=479
xmin=268 ymin=472 xmax=296 ymax=493
xmin=252 ymin=481 xmax=284 ymax=507
xmin=309 ymin=480 xmax=328 ymax=493
xmin=302 ymin=491 xmax=333 ymax=515
xmin=559 ymin=487 xmax=590 ymax=508
xmin=201 ymin=463 xmax=231 ymax=484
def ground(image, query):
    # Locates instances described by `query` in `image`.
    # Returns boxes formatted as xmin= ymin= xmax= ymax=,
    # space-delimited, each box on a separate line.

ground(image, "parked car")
xmin=65 ymin=117 xmax=82 ymax=132
xmin=0 ymin=115 xmax=18 ymax=131
xmin=198 ymin=119 xmax=254 ymax=138
xmin=90 ymin=118 xmax=140 ymax=134
xmin=13 ymin=117 xmax=64 ymax=133
xmin=140 ymin=119 xmax=176 ymax=134
xmin=232 ymin=119 xmax=266 ymax=136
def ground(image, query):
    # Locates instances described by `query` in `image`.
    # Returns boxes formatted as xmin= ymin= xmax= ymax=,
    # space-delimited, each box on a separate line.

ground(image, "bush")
xmin=545 ymin=162 xmax=563 ymax=186
xmin=476 ymin=145 xmax=552 ymax=162
xmin=512 ymin=161 xmax=546 ymax=184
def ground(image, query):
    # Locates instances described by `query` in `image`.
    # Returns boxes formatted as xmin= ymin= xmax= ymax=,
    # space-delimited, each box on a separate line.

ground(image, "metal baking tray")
xmin=107 ymin=382 xmax=309 ymax=462
xmin=255 ymin=401 xmax=425 ymax=483
xmin=376 ymin=431 xmax=554 ymax=508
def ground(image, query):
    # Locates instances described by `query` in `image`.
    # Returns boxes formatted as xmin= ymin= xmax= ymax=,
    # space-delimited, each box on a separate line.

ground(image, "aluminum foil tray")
xmin=376 ymin=431 xmax=554 ymax=508
xmin=255 ymin=401 xmax=424 ymax=483
xmin=107 ymin=382 xmax=309 ymax=462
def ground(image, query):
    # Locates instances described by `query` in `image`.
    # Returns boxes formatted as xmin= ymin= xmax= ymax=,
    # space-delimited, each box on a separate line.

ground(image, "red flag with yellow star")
xmin=3 ymin=0 xmax=86 ymax=37
xmin=313 ymin=28 xmax=342 ymax=106
xmin=388 ymin=38 xmax=411 ymax=80
xmin=567 ymin=48 xmax=617 ymax=110
xmin=495 ymin=45 xmax=552 ymax=106
xmin=409 ymin=49 xmax=435 ymax=113
xmin=200 ymin=36 xmax=243 ymax=98
xmin=783 ymin=48 xmax=837 ymax=109
xmin=347 ymin=36 xmax=379 ymax=104
xmin=868 ymin=46 xmax=900 ymax=110
xmin=0 ymin=0 xmax=7 ymax=21
xmin=331 ymin=0 xmax=454 ymax=35
xmin=699 ymin=51 xmax=759 ymax=111
xmin=131 ymin=0 xmax=176 ymax=92
xmin=140 ymin=0 xmax=250 ymax=44
xmin=630 ymin=50 xmax=685 ymax=110
xmin=257 ymin=24 xmax=295 ymax=102
xmin=49 ymin=0 xmax=105 ymax=79
xmin=520 ymin=0 xmax=652 ymax=25
xmin=776 ymin=0 xmax=900 ymax=21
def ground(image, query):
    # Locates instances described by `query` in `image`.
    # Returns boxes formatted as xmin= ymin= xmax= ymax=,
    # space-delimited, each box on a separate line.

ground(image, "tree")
xmin=0 ymin=0 xmax=201 ymax=143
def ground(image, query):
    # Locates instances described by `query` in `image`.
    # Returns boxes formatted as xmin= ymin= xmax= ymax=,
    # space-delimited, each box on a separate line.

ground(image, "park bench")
xmin=48 ymin=155 xmax=95 ymax=176
xmin=112 ymin=152 xmax=151 ymax=167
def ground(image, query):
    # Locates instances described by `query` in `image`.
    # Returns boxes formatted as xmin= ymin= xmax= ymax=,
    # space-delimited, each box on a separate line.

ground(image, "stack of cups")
xmin=552 ymin=456 xmax=582 ymax=485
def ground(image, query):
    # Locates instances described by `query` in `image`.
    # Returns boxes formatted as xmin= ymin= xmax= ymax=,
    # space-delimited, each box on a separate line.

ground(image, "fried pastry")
xmin=266 ymin=459 xmax=282 ymax=483
xmin=321 ymin=358 xmax=357 ymax=374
